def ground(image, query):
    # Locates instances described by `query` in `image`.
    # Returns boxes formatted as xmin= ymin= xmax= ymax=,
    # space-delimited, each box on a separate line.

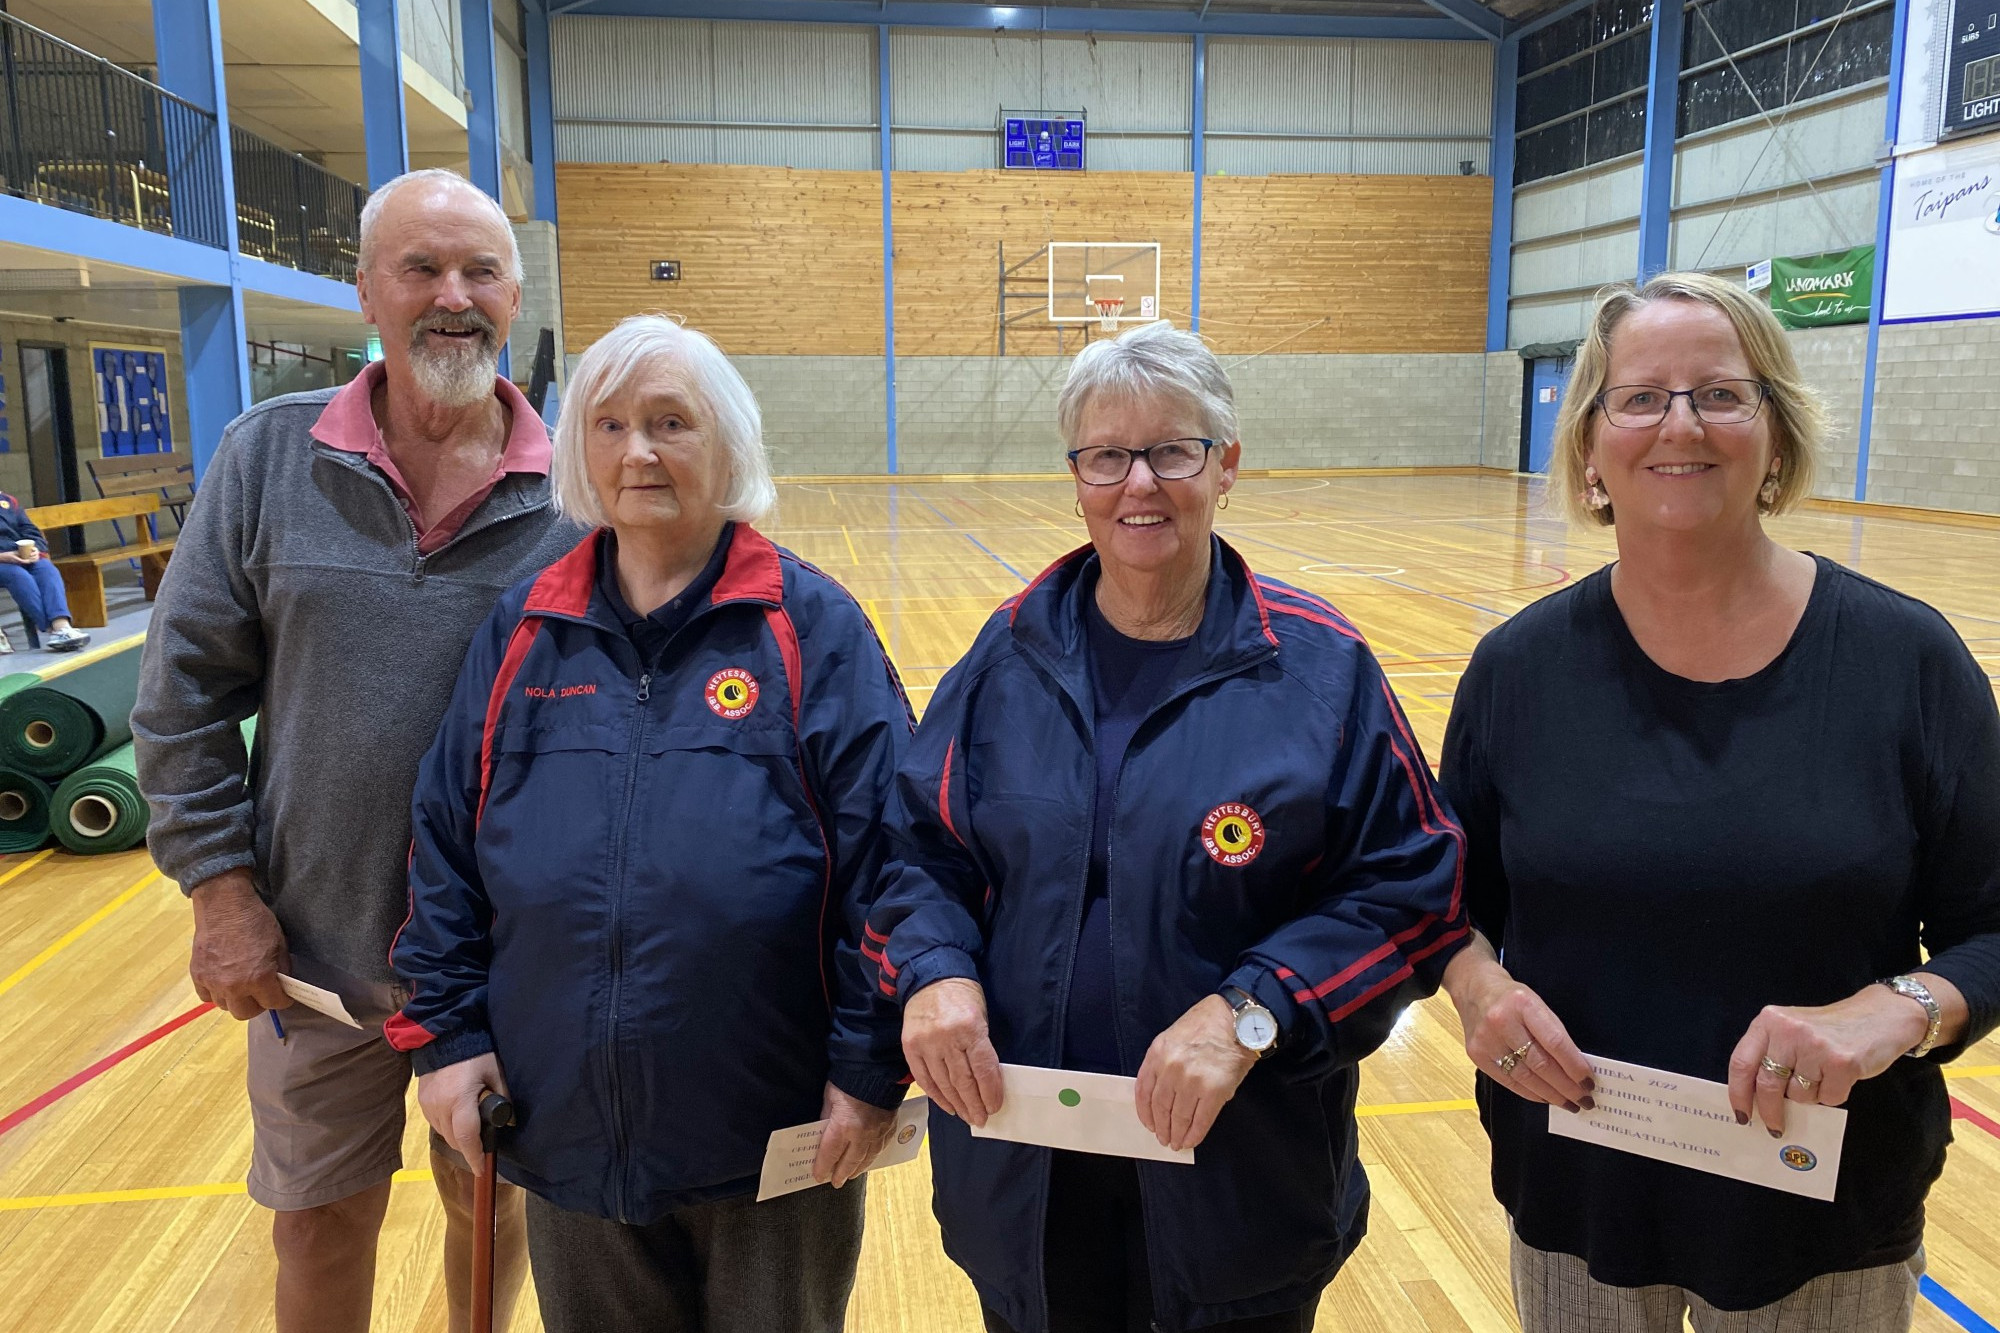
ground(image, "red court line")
xmin=0 ymin=1002 xmax=216 ymax=1138
xmin=1951 ymin=1096 xmax=2000 ymax=1143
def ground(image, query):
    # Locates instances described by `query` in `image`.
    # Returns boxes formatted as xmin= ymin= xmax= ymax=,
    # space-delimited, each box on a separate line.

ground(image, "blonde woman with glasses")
xmin=1437 ymin=272 xmax=2000 ymax=1331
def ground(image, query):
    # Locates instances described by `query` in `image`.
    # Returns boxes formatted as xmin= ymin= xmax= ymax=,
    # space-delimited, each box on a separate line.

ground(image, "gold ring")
xmin=1759 ymin=1056 xmax=1794 ymax=1079
xmin=1792 ymin=1073 xmax=1820 ymax=1089
xmin=1496 ymin=1041 xmax=1533 ymax=1074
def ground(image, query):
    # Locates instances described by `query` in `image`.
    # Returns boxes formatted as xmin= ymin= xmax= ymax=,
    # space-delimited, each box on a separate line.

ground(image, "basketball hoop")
xmin=1093 ymin=296 xmax=1124 ymax=332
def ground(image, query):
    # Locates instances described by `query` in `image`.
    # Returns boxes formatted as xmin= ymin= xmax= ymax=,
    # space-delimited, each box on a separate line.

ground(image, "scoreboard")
xmin=1945 ymin=0 xmax=2000 ymax=138
xmin=1004 ymin=116 xmax=1085 ymax=170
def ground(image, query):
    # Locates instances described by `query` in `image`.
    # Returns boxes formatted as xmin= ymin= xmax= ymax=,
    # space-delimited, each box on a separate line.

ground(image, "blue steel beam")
xmin=1512 ymin=0 xmax=1592 ymax=42
xmin=1418 ymin=0 xmax=1505 ymax=41
xmin=553 ymin=2 xmax=1477 ymax=40
xmin=237 ymin=256 xmax=364 ymax=311
xmin=526 ymin=0 xmax=560 ymax=223
xmin=358 ymin=0 xmax=412 ymax=188
xmin=179 ymin=285 xmax=253 ymax=478
xmin=461 ymin=0 xmax=504 ymax=203
xmin=879 ymin=23 xmax=897 ymax=475
xmin=1635 ymin=4 xmax=1683 ymax=278
xmin=1192 ymin=32 xmax=1205 ymax=333
xmin=1854 ymin=0 xmax=1912 ymax=503
xmin=1486 ymin=33 xmax=1518 ymax=351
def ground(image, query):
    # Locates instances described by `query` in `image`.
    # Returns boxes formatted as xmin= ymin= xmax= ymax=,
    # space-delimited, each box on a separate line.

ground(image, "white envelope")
xmin=755 ymin=1097 xmax=932 ymax=1202
xmin=968 ymin=1064 xmax=1194 ymax=1165
xmin=1546 ymin=1053 xmax=1847 ymax=1201
xmin=277 ymin=972 xmax=363 ymax=1029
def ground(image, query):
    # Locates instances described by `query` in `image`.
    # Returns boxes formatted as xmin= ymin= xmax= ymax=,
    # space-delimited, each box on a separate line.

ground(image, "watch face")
xmin=1236 ymin=1008 xmax=1277 ymax=1051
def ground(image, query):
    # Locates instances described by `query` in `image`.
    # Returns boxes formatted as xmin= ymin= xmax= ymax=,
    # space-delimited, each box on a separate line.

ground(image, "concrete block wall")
xmin=1479 ymin=352 xmax=1522 ymax=471
xmin=1227 ymin=355 xmax=1487 ymax=469
xmin=734 ymin=356 xmax=888 ymax=476
xmin=512 ymin=221 xmax=567 ymax=386
xmin=895 ymin=358 xmax=1069 ymax=475
xmin=1868 ymin=318 xmax=2000 ymax=515
xmin=1785 ymin=324 xmax=1866 ymax=502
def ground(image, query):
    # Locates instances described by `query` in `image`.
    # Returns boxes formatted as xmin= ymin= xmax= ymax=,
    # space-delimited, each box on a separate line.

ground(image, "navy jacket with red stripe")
xmin=389 ymin=525 xmax=913 ymax=1223
xmin=865 ymin=538 xmax=1469 ymax=1332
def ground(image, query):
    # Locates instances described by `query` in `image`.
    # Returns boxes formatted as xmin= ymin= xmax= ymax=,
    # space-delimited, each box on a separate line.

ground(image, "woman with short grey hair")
xmin=867 ymin=319 xmax=1470 ymax=1332
xmin=392 ymin=314 xmax=914 ymax=1333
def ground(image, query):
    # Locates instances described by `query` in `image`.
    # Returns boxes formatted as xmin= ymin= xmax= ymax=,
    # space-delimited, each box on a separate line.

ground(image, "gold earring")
xmin=1218 ymin=492 xmax=1230 ymax=511
xmin=1759 ymin=465 xmax=1781 ymax=508
xmin=1582 ymin=467 xmax=1610 ymax=512
xmin=1074 ymin=499 xmax=1084 ymax=518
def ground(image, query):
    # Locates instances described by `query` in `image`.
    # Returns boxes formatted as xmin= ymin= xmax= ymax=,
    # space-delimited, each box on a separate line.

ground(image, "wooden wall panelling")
xmin=1198 ymin=175 xmax=1492 ymax=355
xmin=554 ymin=163 xmax=884 ymax=357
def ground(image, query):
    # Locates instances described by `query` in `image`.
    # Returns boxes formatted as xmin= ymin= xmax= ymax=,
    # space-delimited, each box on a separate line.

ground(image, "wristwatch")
xmin=1224 ymin=986 xmax=1279 ymax=1059
xmin=1878 ymin=975 xmax=1943 ymax=1058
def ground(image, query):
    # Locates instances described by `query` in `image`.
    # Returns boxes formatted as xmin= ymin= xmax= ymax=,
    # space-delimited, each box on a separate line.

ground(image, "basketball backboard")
xmin=1047 ymin=242 xmax=1161 ymax=327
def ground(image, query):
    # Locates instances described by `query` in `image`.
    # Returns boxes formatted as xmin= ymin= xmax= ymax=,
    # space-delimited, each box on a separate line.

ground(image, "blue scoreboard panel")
xmin=1004 ymin=118 xmax=1085 ymax=170
xmin=1945 ymin=0 xmax=2000 ymax=138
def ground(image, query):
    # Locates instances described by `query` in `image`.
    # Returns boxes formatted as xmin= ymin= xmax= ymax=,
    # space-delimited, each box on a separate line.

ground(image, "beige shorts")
xmin=245 ymin=957 xmax=470 ymax=1211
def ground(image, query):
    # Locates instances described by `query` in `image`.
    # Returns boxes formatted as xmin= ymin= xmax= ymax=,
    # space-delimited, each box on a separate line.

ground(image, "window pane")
xmin=1519 ymin=58 xmax=1594 ymax=129
xmin=1587 ymin=92 xmax=1648 ymax=164
xmin=1689 ymin=0 xmax=1799 ymax=58
xmin=1790 ymin=7 xmax=1892 ymax=102
xmin=1516 ymin=116 xmax=1587 ymax=185
xmin=1594 ymin=30 xmax=1651 ymax=101
xmin=1595 ymin=0 xmax=1650 ymax=44
xmin=1524 ymin=8 xmax=1595 ymax=73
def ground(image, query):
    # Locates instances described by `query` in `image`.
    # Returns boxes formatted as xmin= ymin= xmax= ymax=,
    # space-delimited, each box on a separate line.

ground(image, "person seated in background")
xmin=866 ymin=321 xmax=1471 ymax=1333
xmin=0 ymin=492 xmax=90 ymax=652
xmin=1439 ymin=270 xmax=2000 ymax=1332
xmin=392 ymin=314 xmax=915 ymax=1333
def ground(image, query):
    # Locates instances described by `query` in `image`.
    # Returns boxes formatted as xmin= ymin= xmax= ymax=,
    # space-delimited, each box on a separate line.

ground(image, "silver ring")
xmin=1759 ymin=1056 xmax=1794 ymax=1079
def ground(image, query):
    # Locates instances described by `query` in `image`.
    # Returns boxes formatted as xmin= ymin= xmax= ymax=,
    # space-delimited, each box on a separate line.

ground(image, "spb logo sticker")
xmin=1201 ymin=803 xmax=1266 ymax=867
xmin=1779 ymin=1145 xmax=1818 ymax=1172
xmin=705 ymin=668 xmax=760 ymax=720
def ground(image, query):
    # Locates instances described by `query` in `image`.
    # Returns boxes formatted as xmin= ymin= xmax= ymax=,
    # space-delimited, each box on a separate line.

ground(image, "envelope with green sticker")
xmin=968 ymin=1064 xmax=1196 ymax=1164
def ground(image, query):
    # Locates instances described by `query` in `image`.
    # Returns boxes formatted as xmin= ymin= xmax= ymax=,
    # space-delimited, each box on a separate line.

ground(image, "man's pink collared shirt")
xmin=310 ymin=360 xmax=553 ymax=554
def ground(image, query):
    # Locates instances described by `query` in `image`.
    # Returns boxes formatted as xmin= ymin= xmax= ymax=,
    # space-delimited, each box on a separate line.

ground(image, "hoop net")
xmin=1093 ymin=296 xmax=1125 ymax=332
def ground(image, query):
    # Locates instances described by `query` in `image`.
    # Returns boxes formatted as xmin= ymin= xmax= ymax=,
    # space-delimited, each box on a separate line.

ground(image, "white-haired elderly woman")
xmin=861 ymin=321 xmax=1471 ymax=1333
xmin=388 ymin=314 xmax=915 ymax=1333
xmin=1438 ymin=271 xmax=2000 ymax=1330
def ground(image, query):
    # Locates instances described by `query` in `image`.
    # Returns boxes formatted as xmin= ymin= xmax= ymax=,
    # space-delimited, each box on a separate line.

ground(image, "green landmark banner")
xmin=1767 ymin=246 xmax=1874 ymax=329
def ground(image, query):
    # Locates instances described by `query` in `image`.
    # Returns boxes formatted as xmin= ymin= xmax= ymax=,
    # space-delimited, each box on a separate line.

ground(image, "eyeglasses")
xmin=1067 ymin=438 xmax=1216 ymax=486
xmin=1595 ymin=380 xmax=1770 ymax=428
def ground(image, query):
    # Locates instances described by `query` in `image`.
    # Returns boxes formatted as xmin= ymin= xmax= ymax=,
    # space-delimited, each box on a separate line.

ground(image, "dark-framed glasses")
xmin=1596 ymin=380 xmax=1770 ymax=428
xmin=1068 ymin=438 xmax=1216 ymax=485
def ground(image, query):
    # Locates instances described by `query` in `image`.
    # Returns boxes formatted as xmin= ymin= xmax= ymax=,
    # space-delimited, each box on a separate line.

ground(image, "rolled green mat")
xmin=0 ymin=645 xmax=141 ymax=777
xmin=52 ymin=716 xmax=256 ymax=855
xmin=0 ymin=766 xmax=53 ymax=854
xmin=0 ymin=670 xmax=45 ymax=704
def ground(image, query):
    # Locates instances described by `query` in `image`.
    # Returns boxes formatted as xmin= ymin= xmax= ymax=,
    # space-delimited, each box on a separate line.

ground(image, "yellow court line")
xmin=1945 ymin=1065 xmax=2000 ymax=1080
xmin=0 ymin=847 xmax=55 ymax=889
xmin=27 ymin=630 xmax=146 ymax=682
xmin=841 ymin=524 xmax=860 ymax=566
xmin=1356 ymin=1098 xmax=1478 ymax=1118
xmin=0 ymin=869 xmax=161 ymax=999
xmin=0 ymin=1168 xmax=437 ymax=1212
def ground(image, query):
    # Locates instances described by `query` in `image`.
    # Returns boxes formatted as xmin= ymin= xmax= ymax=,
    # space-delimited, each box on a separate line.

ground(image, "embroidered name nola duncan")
xmin=705 ymin=668 xmax=760 ymax=720
xmin=523 ymin=683 xmax=599 ymax=700
xmin=1201 ymin=802 xmax=1266 ymax=867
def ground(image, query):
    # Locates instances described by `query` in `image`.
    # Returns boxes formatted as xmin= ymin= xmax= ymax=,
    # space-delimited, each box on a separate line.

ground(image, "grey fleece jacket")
xmin=133 ymin=386 xmax=583 ymax=984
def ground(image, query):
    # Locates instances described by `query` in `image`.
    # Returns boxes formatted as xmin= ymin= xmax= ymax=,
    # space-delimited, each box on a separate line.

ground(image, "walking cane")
xmin=471 ymin=1090 xmax=515 ymax=1333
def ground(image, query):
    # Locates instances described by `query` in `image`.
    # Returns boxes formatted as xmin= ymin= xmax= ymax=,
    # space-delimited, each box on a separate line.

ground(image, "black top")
xmin=1060 ymin=579 xmax=1195 ymax=1075
xmin=1440 ymin=555 xmax=2000 ymax=1311
xmin=597 ymin=523 xmax=733 ymax=667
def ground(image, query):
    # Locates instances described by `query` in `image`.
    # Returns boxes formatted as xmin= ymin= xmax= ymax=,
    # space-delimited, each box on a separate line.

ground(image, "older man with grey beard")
xmin=133 ymin=168 xmax=581 ymax=1333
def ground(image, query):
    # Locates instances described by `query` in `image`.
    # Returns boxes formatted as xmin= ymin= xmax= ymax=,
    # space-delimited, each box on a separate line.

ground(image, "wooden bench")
xmin=24 ymin=495 xmax=174 ymax=629
xmin=88 ymin=449 xmax=196 ymax=534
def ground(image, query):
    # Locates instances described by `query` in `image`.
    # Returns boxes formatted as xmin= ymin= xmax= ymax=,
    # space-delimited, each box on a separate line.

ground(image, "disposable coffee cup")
xmin=14 ymin=541 xmax=35 ymax=559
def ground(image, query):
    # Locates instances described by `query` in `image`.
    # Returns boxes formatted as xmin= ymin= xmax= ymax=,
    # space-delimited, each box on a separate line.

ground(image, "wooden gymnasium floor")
xmin=2 ymin=472 xmax=1998 ymax=1333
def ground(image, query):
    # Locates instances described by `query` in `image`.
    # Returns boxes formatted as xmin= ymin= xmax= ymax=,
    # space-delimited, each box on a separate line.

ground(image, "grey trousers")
xmin=525 ymin=1180 xmax=867 ymax=1333
xmin=1510 ymin=1231 xmax=1922 ymax=1333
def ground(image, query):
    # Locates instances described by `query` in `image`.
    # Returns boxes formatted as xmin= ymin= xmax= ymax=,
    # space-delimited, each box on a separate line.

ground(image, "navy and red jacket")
xmin=866 ymin=539 xmax=1470 ymax=1332
xmin=389 ymin=524 xmax=914 ymax=1224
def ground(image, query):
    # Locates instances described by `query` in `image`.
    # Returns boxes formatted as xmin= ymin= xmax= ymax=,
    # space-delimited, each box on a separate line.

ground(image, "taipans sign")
xmin=1767 ymin=247 xmax=1874 ymax=329
xmin=1884 ymin=135 xmax=2000 ymax=321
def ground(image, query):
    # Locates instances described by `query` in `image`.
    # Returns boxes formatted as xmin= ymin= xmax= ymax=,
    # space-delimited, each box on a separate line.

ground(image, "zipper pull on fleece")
xmin=637 ymin=672 xmax=651 ymax=702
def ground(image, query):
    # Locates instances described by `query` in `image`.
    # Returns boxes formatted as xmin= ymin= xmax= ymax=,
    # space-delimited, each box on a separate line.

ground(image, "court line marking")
xmin=24 ymin=631 xmax=147 ymax=682
xmin=0 ymin=847 xmax=55 ymax=889
xmin=0 ymin=868 xmax=162 ymax=999
xmin=0 ymin=1167 xmax=438 ymax=1213
xmin=0 ymin=1001 xmax=215 ymax=1137
xmin=1951 ymin=1097 xmax=2000 ymax=1142
xmin=1923 ymin=1276 xmax=2000 ymax=1333
xmin=1355 ymin=1098 xmax=1476 ymax=1117
xmin=841 ymin=524 xmax=860 ymax=565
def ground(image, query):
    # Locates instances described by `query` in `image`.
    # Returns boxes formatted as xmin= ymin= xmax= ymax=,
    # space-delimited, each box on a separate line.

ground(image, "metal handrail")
xmin=230 ymin=124 xmax=366 ymax=281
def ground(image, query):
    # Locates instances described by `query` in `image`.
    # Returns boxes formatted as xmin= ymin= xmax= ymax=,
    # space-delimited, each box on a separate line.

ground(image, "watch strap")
xmin=1879 ymin=975 xmax=1943 ymax=1058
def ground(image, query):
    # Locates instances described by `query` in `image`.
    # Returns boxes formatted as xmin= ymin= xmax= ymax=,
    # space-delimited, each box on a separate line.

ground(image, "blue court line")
xmin=963 ymin=533 xmax=1028 ymax=585
xmin=1924 ymin=1277 xmax=1999 ymax=1332
xmin=908 ymin=492 xmax=958 ymax=527
xmin=1225 ymin=527 xmax=1517 ymax=622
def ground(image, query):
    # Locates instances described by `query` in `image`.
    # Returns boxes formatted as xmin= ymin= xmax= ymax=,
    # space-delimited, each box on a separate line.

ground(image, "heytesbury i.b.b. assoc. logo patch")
xmin=705 ymin=668 xmax=760 ymax=720
xmin=1201 ymin=803 xmax=1266 ymax=867
xmin=1779 ymin=1145 xmax=1818 ymax=1172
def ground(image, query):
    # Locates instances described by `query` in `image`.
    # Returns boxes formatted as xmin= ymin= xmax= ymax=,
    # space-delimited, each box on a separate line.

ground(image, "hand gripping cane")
xmin=471 ymin=1091 xmax=515 ymax=1333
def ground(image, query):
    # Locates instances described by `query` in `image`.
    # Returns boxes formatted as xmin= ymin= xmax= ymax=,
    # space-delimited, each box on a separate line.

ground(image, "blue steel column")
xmin=1855 ymin=0 xmax=1912 ymax=503
xmin=153 ymin=0 xmax=250 ymax=479
xmin=1191 ymin=33 xmax=1205 ymax=333
xmin=1635 ymin=5 xmax=1683 ymax=277
xmin=359 ymin=0 xmax=411 ymax=188
xmin=526 ymin=0 xmax=559 ymax=223
xmin=461 ymin=0 xmax=503 ymax=201
xmin=880 ymin=23 xmax=897 ymax=474
xmin=1486 ymin=34 xmax=1518 ymax=351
